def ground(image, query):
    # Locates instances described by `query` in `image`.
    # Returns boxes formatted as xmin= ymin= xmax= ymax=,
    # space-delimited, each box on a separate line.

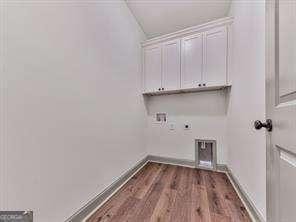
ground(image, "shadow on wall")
xmin=143 ymin=90 xmax=229 ymax=117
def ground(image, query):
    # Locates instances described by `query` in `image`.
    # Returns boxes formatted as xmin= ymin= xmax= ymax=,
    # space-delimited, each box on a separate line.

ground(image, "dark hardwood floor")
xmin=86 ymin=162 xmax=252 ymax=222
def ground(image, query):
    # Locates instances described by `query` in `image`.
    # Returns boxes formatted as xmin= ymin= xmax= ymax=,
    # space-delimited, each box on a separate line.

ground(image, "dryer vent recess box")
xmin=195 ymin=139 xmax=217 ymax=170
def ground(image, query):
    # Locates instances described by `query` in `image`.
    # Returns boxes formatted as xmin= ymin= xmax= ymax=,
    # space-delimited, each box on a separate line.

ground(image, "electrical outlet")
xmin=169 ymin=123 xmax=175 ymax=130
xmin=184 ymin=124 xmax=191 ymax=130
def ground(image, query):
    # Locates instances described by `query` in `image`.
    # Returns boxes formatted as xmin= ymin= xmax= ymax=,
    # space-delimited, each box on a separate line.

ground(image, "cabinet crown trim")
xmin=142 ymin=16 xmax=234 ymax=47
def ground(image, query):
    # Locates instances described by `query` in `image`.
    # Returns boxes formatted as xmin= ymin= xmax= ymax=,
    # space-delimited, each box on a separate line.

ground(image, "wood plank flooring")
xmin=86 ymin=163 xmax=251 ymax=222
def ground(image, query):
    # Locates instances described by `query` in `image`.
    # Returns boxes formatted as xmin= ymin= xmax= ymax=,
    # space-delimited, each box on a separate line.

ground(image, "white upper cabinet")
xmin=203 ymin=27 xmax=228 ymax=86
xmin=181 ymin=33 xmax=203 ymax=89
xmin=162 ymin=39 xmax=181 ymax=91
xmin=142 ymin=17 xmax=233 ymax=95
xmin=143 ymin=44 xmax=162 ymax=92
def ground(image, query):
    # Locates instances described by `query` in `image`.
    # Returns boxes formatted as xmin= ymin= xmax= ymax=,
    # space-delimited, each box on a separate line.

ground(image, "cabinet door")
xmin=143 ymin=45 xmax=162 ymax=92
xmin=204 ymin=27 xmax=228 ymax=86
xmin=162 ymin=39 xmax=181 ymax=91
xmin=181 ymin=33 xmax=203 ymax=89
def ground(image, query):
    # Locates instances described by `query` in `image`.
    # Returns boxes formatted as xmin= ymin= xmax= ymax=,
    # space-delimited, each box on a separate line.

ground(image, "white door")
xmin=203 ymin=27 xmax=227 ymax=87
xmin=143 ymin=45 xmax=162 ymax=93
xmin=162 ymin=39 xmax=181 ymax=91
xmin=265 ymin=1 xmax=296 ymax=222
xmin=181 ymin=33 xmax=203 ymax=89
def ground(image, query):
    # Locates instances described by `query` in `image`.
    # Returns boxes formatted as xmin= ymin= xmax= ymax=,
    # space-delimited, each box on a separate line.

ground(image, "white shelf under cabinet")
xmin=142 ymin=84 xmax=231 ymax=96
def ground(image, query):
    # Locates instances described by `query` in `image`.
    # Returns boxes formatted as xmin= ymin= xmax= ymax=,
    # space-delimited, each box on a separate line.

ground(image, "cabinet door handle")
xmin=198 ymin=84 xmax=201 ymax=87
xmin=158 ymin=88 xmax=161 ymax=91
xmin=162 ymin=88 xmax=164 ymax=90
xmin=203 ymin=83 xmax=206 ymax=86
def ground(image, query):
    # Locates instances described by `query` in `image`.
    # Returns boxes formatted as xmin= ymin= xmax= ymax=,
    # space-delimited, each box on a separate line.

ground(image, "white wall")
xmin=0 ymin=1 xmax=146 ymax=221
xmin=227 ymin=1 xmax=266 ymax=220
xmin=145 ymin=91 xmax=228 ymax=164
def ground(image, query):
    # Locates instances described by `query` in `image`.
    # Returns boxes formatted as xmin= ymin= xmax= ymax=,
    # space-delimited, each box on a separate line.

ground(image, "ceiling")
xmin=126 ymin=0 xmax=232 ymax=39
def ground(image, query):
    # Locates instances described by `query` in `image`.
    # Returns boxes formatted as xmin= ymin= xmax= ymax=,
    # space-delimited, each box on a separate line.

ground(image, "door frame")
xmin=266 ymin=0 xmax=276 ymax=221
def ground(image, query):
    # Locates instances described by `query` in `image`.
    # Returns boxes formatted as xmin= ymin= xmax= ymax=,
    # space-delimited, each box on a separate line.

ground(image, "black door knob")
xmin=203 ymin=83 xmax=206 ymax=86
xmin=254 ymin=119 xmax=273 ymax=132
xmin=158 ymin=88 xmax=161 ymax=91
xmin=198 ymin=84 xmax=201 ymax=87
xmin=162 ymin=88 xmax=164 ymax=90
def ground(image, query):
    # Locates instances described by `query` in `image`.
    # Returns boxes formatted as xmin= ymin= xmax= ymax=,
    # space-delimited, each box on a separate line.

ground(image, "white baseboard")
xmin=225 ymin=166 xmax=265 ymax=222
